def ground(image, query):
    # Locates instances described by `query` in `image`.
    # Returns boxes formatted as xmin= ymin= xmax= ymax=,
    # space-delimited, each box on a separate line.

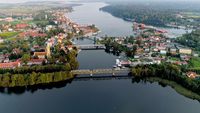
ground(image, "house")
xmin=19 ymin=31 xmax=47 ymax=38
xmin=170 ymin=48 xmax=177 ymax=55
xmin=186 ymin=72 xmax=198 ymax=79
xmin=179 ymin=48 xmax=192 ymax=55
xmin=33 ymin=52 xmax=47 ymax=59
xmin=0 ymin=61 xmax=21 ymax=69
xmin=0 ymin=38 xmax=4 ymax=43
xmin=0 ymin=55 xmax=5 ymax=62
xmin=160 ymin=50 xmax=167 ymax=55
xmin=12 ymin=48 xmax=21 ymax=54
xmin=134 ymin=55 xmax=140 ymax=59
xmin=67 ymin=45 xmax=73 ymax=51
xmin=27 ymin=59 xmax=46 ymax=66
xmin=3 ymin=58 xmax=9 ymax=63
xmin=153 ymin=58 xmax=161 ymax=64
xmin=16 ymin=23 xmax=29 ymax=29
xmin=180 ymin=55 xmax=191 ymax=61
xmin=193 ymin=53 xmax=199 ymax=57
xmin=46 ymin=25 xmax=54 ymax=31
xmin=4 ymin=17 xmax=13 ymax=22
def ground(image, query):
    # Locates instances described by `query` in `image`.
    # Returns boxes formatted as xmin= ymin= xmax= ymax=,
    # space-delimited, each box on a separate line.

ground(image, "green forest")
xmin=177 ymin=30 xmax=200 ymax=51
xmin=131 ymin=63 xmax=200 ymax=95
xmin=101 ymin=2 xmax=200 ymax=27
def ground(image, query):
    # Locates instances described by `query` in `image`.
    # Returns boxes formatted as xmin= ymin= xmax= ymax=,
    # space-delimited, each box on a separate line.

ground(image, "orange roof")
xmin=29 ymin=59 xmax=45 ymax=63
xmin=19 ymin=31 xmax=47 ymax=38
xmin=34 ymin=52 xmax=47 ymax=56
xmin=187 ymin=72 xmax=197 ymax=79
xmin=0 ymin=61 xmax=20 ymax=69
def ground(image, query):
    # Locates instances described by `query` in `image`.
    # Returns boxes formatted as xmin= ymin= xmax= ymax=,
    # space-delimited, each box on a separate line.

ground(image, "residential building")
xmin=0 ymin=61 xmax=21 ymax=69
xmin=179 ymin=48 xmax=192 ymax=55
xmin=27 ymin=59 xmax=46 ymax=66
xmin=34 ymin=52 xmax=47 ymax=59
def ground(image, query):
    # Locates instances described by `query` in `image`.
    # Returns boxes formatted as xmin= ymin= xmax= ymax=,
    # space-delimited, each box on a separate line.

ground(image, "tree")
xmin=22 ymin=54 xmax=31 ymax=65
xmin=65 ymin=63 xmax=71 ymax=71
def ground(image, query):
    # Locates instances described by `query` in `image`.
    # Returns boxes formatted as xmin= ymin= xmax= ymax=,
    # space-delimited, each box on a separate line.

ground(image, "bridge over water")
xmin=75 ymin=44 xmax=106 ymax=50
xmin=71 ymin=68 xmax=131 ymax=76
xmin=74 ymin=75 xmax=132 ymax=81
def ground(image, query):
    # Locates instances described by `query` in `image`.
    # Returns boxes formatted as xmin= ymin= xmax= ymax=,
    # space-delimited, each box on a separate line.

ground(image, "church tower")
xmin=46 ymin=42 xmax=51 ymax=58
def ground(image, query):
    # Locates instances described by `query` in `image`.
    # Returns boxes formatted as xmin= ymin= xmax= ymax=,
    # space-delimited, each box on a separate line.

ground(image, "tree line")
xmin=131 ymin=63 xmax=200 ymax=95
xmin=0 ymin=71 xmax=73 ymax=88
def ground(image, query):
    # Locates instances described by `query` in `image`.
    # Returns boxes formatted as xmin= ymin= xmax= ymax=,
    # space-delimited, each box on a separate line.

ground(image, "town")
xmin=99 ymin=22 xmax=199 ymax=79
xmin=0 ymin=0 xmax=200 ymax=92
xmin=0 ymin=7 xmax=98 ymax=70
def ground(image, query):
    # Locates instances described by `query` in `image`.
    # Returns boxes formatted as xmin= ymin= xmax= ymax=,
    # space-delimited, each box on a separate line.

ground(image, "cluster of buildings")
xmin=0 ymin=8 xmax=87 ymax=69
xmin=19 ymin=30 xmax=47 ymax=38
xmin=53 ymin=12 xmax=98 ymax=37
xmin=0 ymin=16 xmax=55 ymax=69
xmin=114 ymin=23 xmax=200 ymax=78
xmin=0 ymin=17 xmax=14 ymax=22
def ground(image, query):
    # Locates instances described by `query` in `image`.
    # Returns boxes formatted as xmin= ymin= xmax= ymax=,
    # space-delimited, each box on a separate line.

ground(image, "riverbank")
xmin=0 ymin=64 xmax=77 ymax=87
xmin=146 ymin=77 xmax=200 ymax=101
xmin=131 ymin=64 xmax=200 ymax=97
xmin=0 ymin=71 xmax=73 ymax=88
xmin=100 ymin=2 xmax=200 ymax=29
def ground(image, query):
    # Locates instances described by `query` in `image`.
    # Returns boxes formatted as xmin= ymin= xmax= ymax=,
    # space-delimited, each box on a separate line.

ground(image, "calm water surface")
xmin=0 ymin=2 xmax=199 ymax=113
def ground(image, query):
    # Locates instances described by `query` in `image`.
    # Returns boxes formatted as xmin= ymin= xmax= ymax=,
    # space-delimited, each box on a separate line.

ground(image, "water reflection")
xmin=1 ymin=75 xmax=200 ymax=103
xmin=0 ymin=79 xmax=73 ymax=95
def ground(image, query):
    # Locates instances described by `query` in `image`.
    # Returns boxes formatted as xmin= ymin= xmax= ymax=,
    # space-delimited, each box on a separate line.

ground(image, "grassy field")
xmin=0 ymin=32 xmax=19 ymax=39
xmin=28 ymin=20 xmax=49 ymax=25
xmin=189 ymin=57 xmax=200 ymax=68
xmin=0 ymin=20 xmax=21 ymax=25
xmin=181 ymin=12 xmax=200 ymax=19
xmin=169 ymin=57 xmax=180 ymax=61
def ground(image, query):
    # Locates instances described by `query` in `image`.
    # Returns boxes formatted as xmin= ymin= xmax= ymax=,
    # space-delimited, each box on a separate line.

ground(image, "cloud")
xmin=0 ymin=0 xmax=62 ymax=3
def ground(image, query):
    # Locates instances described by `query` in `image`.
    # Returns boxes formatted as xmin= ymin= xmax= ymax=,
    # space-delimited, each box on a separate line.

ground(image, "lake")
xmin=0 ymin=2 xmax=199 ymax=113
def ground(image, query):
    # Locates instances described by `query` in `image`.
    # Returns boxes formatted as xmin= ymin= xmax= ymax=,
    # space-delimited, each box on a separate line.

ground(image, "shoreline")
xmin=146 ymin=77 xmax=200 ymax=101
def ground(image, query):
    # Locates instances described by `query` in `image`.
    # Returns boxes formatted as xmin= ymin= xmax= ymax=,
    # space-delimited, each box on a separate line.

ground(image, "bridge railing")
xmin=71 ymin=68 xmax=131 ymax=75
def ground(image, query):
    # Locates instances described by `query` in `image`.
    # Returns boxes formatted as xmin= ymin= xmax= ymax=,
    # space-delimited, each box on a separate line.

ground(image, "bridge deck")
xmin=71 ymin=68 xmax=130 ymax=76
xmin=75 ymin=44 xmax=106 ymax=50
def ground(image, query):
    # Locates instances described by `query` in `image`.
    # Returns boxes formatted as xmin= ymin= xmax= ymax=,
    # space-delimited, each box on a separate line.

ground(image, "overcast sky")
xmin=0 ymin=0 xmax=198 ymax=3
xmin=0 ymin=0 xmax=65 ymax=3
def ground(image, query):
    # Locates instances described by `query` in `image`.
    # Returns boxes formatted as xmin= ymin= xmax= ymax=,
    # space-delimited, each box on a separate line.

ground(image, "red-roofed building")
xmin=186 ymin=72 xmax=198 ymax=79
xmin=34 ymin=52 xmax=47 ymax=59
xmin=19 ymin=31 xmax=47 ymax=38
xmin=0 ymin=61 xmax=21 ymax=69
xmin=27 ymin=59 xmax=46 ymax=66
xmin=16 ymin=23 xmax=29 ymax=29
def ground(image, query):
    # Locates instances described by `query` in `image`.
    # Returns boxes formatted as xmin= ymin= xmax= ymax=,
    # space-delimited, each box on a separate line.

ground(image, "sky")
xmin=0 ymin=0 xmax=63 ymax=3
xmin=0 ymin=0 xmax=198 ymax=3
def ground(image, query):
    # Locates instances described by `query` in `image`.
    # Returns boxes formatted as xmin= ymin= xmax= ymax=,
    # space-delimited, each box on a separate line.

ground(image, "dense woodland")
xmin=101 ymin=2 xmax=200 ymax=27
xmin=99 ymin=36 xmax=137 ymax=57
xmin=0 ymin=48 xmax=79 ymax=88
xmin=177 ymin=30 xmax=200 ymax=51
xmin=131 ymin=63 xmax=200 ymax=95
